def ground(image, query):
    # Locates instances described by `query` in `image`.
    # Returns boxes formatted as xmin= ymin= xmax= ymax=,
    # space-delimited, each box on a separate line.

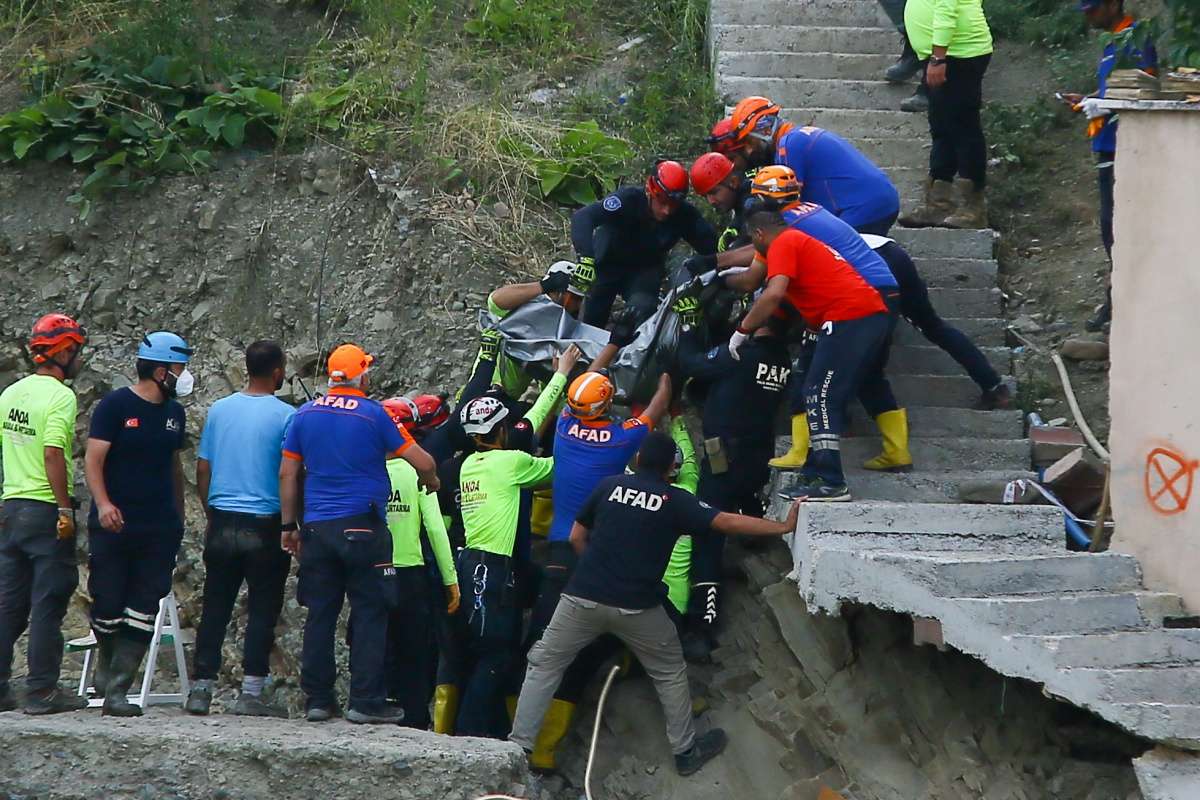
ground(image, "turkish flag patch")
xmin=124 ymin=418 xmax=140 ymax=429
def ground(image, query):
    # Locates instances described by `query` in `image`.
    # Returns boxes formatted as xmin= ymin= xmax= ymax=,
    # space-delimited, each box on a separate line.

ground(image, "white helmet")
xmin=460 ymin=396 xmax=510 ymax=436
xmin=544 ymin=260 xmax=587 ymax=298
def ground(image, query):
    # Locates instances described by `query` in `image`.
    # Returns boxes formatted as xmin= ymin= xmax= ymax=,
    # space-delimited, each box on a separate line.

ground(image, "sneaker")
xmin=779 ymin=478 xmax=851 ymax=503
xmin=346 ymin=704 xmax=405 ymax=725
xmin=305 ymin=702 xmax=343 ymax=722
xmin=0 ymin=687 xmax=16 ymax=712
xmin=979 ymin=383 xmax=1012 ymax=411
xmin=1085 ymin=300 xmax=1112 ymax=332
xmin=185 ymin=682 xmax=213 ymax=715
xmin=900 ymin=89 xmax=929 ymax=113
xmin=233 ymin=693 xmax=288 ymax=718
xmin=675 ymin=729 xmax=728 ymax=776
xmin=23 ymin=688 xmax=87 ymax=715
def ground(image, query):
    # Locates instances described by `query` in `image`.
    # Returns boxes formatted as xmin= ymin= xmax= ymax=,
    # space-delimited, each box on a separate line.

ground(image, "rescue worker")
xmin=1063 ymin=0 xmax=1157 ymax=331
xmin=570 ymin=160 xmax=718 ymax=327
xmin=523 ymin=366 xmax=673 ymax=770
xmin=672 ymin=293 xmax=790 ymax=658
xmin=707 ymin=118 xmax=750 ymax=173
xmin=730 ymin=206 xmax=892 ymax=501
xmin=688 ymin=152 xmax=756 ymax=257
xmin=661 ymin=415 xmax=699 ymax=630
xmin=0 ymin=314 xmax=88 ymax=715
xmin=725 ymin=95 xmax=901 ymax=235
xmin=379 ymin=397 xmax=461 ymax=729
xmin=510 ymin=432 xmax=802 ymax=776
xmin=452 ymin=393 xmax=556 ymax=738
xmin=279 ymin=343 xmax=439 ymax=725
xmin=186 ymin=341 xmax=294 ymax=718
xmin=84 ymin=331 xmax=193 ymax=717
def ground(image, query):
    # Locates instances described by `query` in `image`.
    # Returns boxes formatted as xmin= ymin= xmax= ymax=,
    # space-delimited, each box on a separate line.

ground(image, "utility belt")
xmin=206 ymin=508 xmax=282 ymax=557
xmin=458 ymin=547 xmax=517 ymax=616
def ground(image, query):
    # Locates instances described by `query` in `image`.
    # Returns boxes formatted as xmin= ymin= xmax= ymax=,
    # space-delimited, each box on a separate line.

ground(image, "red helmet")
xmin=690 ymin=152 xmax=735 ymax=196
xmin=645 ymin=159 xmax=689 ymax=207
xmin=29 ymin=313 xmax=86 ymax=364
xmin=707 ymin=118 xmax=742 ymax=155
xmin=383 ymin=394 xmax=450 ymax=435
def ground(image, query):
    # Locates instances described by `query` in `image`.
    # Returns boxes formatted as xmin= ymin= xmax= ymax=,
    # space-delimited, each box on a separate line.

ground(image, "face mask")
xmin=172 ymin=368 xmax=195 ymax=398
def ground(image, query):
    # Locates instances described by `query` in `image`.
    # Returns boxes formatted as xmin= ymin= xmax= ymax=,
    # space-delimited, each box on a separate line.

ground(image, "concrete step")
xmin=887 ymin=372 xmax=1007 ymax=407
xmin=719 ymin=75 xmax=915 ymax=111
xmin=718 ymin=51 xmax=897 ymax=82
xmin=871 ymin=552 xmax=1145 ymax=597
xmin=771 ymin=467 xmax=1037 ymax=505
xmin=780 ymin=107 xmax=927 ymax=139
xmin=955 ymin=591 xmax=1184 ymax=636
xmin=891 ymin=226 xmax=996 ymax=260
xmin=894 ymin=320 xmax=1004 ymax=347
xmin=1031 ymin=630 xmax=1200 ymax=669
xmin=924 ymin=287 xmax=1003 ymax=317
xmin=912 ymin=258 xmax=999 ymax=290
xmin=884 ymin=343 xmax=1011 ymax=379
xmin=1070 ymin=667 xmax=1200 ymax=705
xmin=846 ymin=405 xmax=1022 ymax=438
xmin=847 ymin=137 xmax=930 ymax=170
xmin=1110 ymin=703 xmax=1200 ymax=748
xmin=713 ymin=24 xmax=898 ymax=56
xmin=712 ymin=0 xmax=893 ymax=28
xmin=838 ymin=435 xmax=1029 ymax=472
xmin=790 ymin=500 xmax=1065 ymax=537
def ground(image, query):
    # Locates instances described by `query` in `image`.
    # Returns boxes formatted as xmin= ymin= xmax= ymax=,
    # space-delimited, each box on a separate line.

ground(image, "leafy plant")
xmin=1164 ymin=0 xmax=1200 ymax=68
xmin=464 ymin=0 xmax=578 ymax=63
xmin=507 ymin=121 xmax=633 ymax=206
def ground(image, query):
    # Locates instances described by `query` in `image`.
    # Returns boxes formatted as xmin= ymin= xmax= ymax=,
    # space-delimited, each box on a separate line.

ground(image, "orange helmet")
xmin=567 ymin=372 xmax=614 ymax=421
xmin=29 ymin=313 xmax=86 ymax=364
xmin=730 ymin=96 xmax=781 ymax=143
xmin=750 ymin=165 xmax=801 ymax=205
xmin=707 ymin=118 xmax=741 ymax=155
xmin=327 ymin=343 xmax=373 ymax=383
xmin=645 ymin=159 xmax=689 ymax=206
xmin=690 ymin=153 xmax=735 ymax=196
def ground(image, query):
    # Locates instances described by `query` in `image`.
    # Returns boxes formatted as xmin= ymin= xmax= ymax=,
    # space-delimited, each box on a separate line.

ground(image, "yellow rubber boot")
xmin=506 ymin=695 xmax=518 ymax=724
xmin=769 ymin=414 xmax=810 ymax=470
xmin=531 ymin=700 xmax=577 ymax=773
xmin=531 ymin=489 xmax=554 ymax=537
xmin=863 ymin=409 xmax=914 ymax=472
xmin=433 ymin=684 xmax=459 ymax=735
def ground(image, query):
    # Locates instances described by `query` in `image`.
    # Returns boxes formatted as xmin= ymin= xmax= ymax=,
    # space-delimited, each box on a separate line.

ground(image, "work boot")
xmin=886 ymin=38 xmax=921 ymax=83
xmin=943 ymin=178 xmax=988 ymax=229
xmin=233 ymin=692 xmax=288 ymax=718
xmin=185 ymin=680 xmax=213 ymax=715
xmin=769 ymin=414 xmax=810 ymax=470
xmin=101 ymin=638 xmax=148 ymax=717
xmin=675 ymin=729 xmax=729 ymax=776
xmin=779 ymin=477 xmax=851 ymax=503
xmin=899 ymin=179 xmax=954 ymax=228
xmin=530 ymin=699 xmax=576 ymax=773
xmin=979 ymin=383 xmax=1012 ymax=411
xmin=24 ymin=687 xmax=87 ymax=715
xmin=863 ymin=409 xmax=913 ymax=473
xmin=305 ymin=701 xmax=343 ymax=722
xmin=92 ymin=632 xmax=115 ymax=696
xmin=432 ymin=684 xmax=459 ymax=734
xmin=1085 ymin=290 xmax=1112 ymax=332
xmin=900 ymin=84 xmax=930 ymax=113
xmin=346 ymin=703 xmax=405 ymax=725
xmin=0 ymin=685 xmax=15 ymax=712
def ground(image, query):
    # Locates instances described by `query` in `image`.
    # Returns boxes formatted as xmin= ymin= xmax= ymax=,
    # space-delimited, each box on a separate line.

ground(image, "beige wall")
xmin=1109 ymin=109 xmax=1200 ymax=610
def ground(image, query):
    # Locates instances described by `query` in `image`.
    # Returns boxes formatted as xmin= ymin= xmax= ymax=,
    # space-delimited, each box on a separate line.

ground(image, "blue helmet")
xmin=137 ymin=331 xmax=193 ymax=364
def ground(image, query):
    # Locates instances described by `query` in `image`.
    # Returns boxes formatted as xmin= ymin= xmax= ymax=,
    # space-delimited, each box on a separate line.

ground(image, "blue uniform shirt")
xmin=776 ymin=126 xmax=899 ymax=229
xmin=547 ymin=410 xmax=651 ymax=543
xmin=783 ymin=203 xmax=897 ymax=289
xmin=198 ymin=392 xmax=295 ymax=515
xmin=1094 ymin=19 xmax=1157 ymax=153
xmin=282 ymin=387 xmax=413 ymax=523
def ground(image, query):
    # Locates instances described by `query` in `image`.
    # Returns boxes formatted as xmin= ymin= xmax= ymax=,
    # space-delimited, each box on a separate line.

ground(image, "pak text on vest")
xmin=568 ymin=423 xmax=611 ymax=443
xmin=608 ymin=485 xmax=664 ymax=511
xmin=755 ymin=362 xmax=790 ymax=389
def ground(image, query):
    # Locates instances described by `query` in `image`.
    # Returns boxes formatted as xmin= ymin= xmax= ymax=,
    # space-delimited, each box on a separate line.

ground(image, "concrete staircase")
xmin=708 ymin=0 xmax=1200 ymax=792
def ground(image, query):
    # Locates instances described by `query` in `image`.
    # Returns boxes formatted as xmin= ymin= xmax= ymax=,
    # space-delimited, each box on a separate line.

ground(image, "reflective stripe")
xmin=123 ymin=606 xmax=155 ymax=622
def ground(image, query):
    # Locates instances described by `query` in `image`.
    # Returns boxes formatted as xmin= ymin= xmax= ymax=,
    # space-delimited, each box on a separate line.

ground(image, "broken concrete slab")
xmin=1135 ymin=746 xmax=1200 ymax=799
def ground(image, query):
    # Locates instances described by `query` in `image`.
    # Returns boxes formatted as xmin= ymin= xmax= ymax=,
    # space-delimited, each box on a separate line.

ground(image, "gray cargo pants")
xmin=510 ymin=594 xmax=696 ymax=755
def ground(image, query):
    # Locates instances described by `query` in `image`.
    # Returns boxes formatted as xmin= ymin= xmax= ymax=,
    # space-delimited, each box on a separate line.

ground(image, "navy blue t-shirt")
xmin=87 ymin=387 xmax=186 ymax=534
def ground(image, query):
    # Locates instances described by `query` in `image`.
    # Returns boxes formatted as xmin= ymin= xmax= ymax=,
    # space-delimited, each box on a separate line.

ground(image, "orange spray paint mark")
xmin=1144 ymin=446 xmax=1200 ymax=515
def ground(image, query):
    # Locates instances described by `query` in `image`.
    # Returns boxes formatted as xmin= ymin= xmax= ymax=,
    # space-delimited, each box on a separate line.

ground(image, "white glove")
xmin=1081 ymin=98 xmax=1112 ymax=121
xmin=728 ymin=329 xmax=749 ymax=361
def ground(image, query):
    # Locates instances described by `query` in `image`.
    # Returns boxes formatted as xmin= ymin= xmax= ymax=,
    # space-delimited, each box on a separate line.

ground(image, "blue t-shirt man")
xmin=782 ymin=202 xmax=898 ymax=290
xmin=198 ymin=392 xmax=295 ymax=515
xmin=547 ymin=410 xmax=651 ymax=543
xmin=282 ymin=386 xmax=413 ymax=523
xmin=1093 ymin=18 xmax=1157 ymax=153
xmin=776 ymin=126 xmax=900 ymax=230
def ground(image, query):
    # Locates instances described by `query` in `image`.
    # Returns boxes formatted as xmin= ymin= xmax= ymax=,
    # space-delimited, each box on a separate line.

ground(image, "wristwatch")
xmin=281 ymin=521 xmax=299 ymax=533
xmin=930 ymin=56 xmax=948 ymax=66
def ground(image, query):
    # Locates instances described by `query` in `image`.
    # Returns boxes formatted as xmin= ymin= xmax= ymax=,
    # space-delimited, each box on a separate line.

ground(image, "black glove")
xmin=539 ymin=270 xmax=571 ymax=294
xmin=609 ymin=310 xmax=639 ymax=348
xmin=683 ymin=253 xmax=718 ymax=278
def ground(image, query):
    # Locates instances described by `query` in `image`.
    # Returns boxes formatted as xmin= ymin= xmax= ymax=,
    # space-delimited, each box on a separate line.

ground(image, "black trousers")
xmin=193 ymin=509 xmax=290 ymax=682
xmin=877 ymin=241 xmax=1002 ymax=391
xmin=581 ymin=224 xmax=664 ymax=327
xmin=386 ymin=565 xmax=432 ymax=727
xmin=454 ymin=548 xmax=521 ymax=738
xmin=1097 ymin=150 xmax=1115 ymax=259
xmin=297 ymin=512 xmax=393 ymax=713
xmin=89 ymin=524 xmax=182 ymax=644
xmin=0 ymin=500 xmax=78 ymax=693
xmin=927 ymin=54 xmax=991 ymax=187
